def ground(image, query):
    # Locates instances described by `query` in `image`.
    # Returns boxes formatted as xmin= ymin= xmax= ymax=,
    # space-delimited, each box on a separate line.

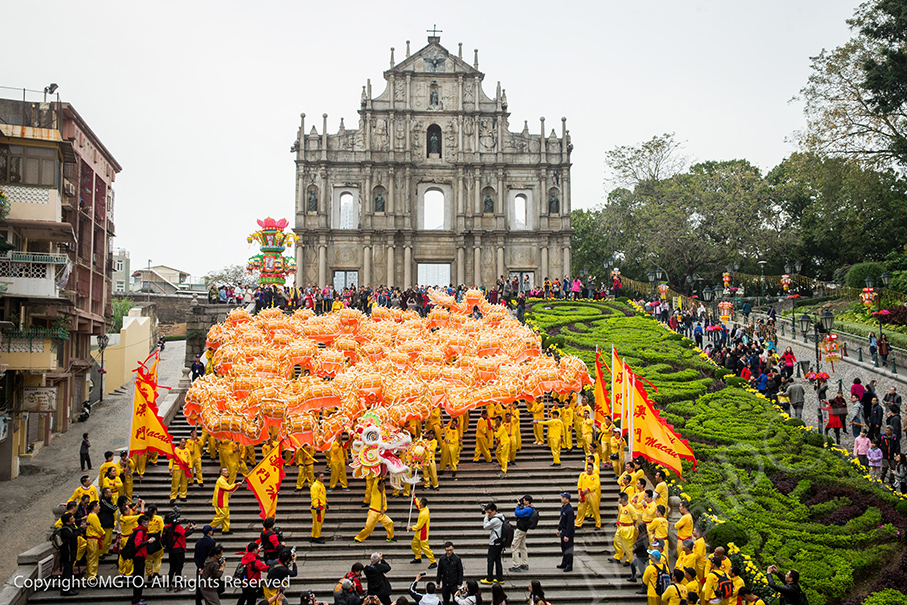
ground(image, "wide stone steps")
xmin=30 ymin=408 xmax=648 ymax=604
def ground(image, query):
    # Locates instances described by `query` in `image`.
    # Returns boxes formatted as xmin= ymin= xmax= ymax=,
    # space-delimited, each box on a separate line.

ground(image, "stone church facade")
xmin=291 ymin=34 xmax=573 ymax=290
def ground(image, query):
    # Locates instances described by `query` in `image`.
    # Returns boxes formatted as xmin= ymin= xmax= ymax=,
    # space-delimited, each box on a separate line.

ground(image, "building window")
xmin=422 ymin=189 xmax=444 ymax=230
xmin=0 ymin=145 xmax=57 ymax=187
xmin=513 ymin=194 xmax=527 ymax=230
xmin=339 ymin=192 xmax=355 ymax=229
xmin=115 ymin=260 xmax=124 ymax=272
xmin=333 ymin=270 xmax=358 ymax=291
xmin=116 ymin=281 xmax=126 ymax=292
xmin=417 ymin=263 xmax=451 ymax=287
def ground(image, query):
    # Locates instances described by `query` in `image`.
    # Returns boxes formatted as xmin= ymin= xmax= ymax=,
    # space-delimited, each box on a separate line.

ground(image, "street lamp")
xmin=798 ymin=309 xmax=835 ymax=431
xmin=866 ymin=273 xmax=891 ymax=364
xmin=647 ymin=270 xmax=656 ymax=298
xmin=702 ymin=286 xmax=715 ymax=329
xmin=758 ymin=260 xmax=767 ymax=305
xmin=97 ymin=334 xmax=109 ymax=404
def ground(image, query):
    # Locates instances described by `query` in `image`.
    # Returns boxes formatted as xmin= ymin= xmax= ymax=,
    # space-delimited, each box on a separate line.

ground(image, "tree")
xmin=593 ymin=156 xmax=795 ymax=293
xmin=108 ymin=297 xmax=135 ymax=333
xmin=203 ymin=264 xmax=257 ymax=288
xmin=798 ymin=1 xmax=907 ymax=166
xmin=603 ymin=132 xmax=688 ymax=193
xmin=766 ymin=152 xmax=907 ymax=278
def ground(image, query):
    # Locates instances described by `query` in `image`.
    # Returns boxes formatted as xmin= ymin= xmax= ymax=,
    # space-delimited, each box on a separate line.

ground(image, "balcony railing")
xmin=0 ymin=252 xmax=70 ymax=299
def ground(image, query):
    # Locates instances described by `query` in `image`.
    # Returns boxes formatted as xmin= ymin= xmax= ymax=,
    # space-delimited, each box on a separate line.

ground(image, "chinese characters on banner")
xmin=245 ymin=443 xmax=287 ymax=519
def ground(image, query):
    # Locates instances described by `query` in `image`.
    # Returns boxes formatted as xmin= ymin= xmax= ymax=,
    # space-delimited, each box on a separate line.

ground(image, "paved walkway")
xmin=725 ymin=322 xmax=906 ymax=450
xmin=0 ymin=342 xmax=187 ymax=582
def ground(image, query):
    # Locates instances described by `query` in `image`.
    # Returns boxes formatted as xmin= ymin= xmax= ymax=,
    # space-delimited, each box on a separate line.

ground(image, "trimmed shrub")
xmin=805 ymin=432 xmax=826 ymax=448
xmin=863 ymin=590 xmax=907 ymax=605
xmin=706 ymin=521 xmax=748 ymax=551
xmin=845 ymin=262 xmax=886 ymax=289
xmin=725 ymin=376 xmax=749 ymax=389
xmin=783 ymin=417 xmax=806 ymax=427
xmin=895 ymin=500 xmax=907 ymax=517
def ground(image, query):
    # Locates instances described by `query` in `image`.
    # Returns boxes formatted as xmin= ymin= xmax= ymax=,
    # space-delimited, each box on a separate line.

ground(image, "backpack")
xmin=710 ymin=570 xmax=734 ymax=599
xmin=654 ymin=563 xmax=673 ymax=595
xmin=663 ymin=584 xmax=687 ymax=605
xmin=120 ymin=531 xmax=139 ymax=560
xmin=161 ymin=524 xmax=176 ymax=552
xmin=232 ymin=559 xmax=250 ymax=581
xmin=498 ymin=517 xmax=514 ymax=548
xmin=50 ymin=527 xmax=64 ymax=550
xmin=527 ymin=508 xmax=540 ymax=530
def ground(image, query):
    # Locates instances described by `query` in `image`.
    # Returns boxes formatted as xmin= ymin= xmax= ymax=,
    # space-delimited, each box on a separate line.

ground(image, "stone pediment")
xmin=387 ymin=39 xmax=481 ymax=77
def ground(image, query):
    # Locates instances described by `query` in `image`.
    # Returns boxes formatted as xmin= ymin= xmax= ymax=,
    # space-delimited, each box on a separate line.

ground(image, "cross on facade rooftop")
xmin=427 ymin=24 xmax=442 ymax=40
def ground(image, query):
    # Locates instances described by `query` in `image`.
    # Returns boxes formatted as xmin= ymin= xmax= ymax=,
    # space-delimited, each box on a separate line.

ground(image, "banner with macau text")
xmin=128 ymin=351 xmax=186 ymax=470
xmin=245 ymin=443 xmax=287 ymax=519
xmin=610 ymin=347 xmax=626 ymax=424
xmin=628 ymin=377 xmax=697 ymax=477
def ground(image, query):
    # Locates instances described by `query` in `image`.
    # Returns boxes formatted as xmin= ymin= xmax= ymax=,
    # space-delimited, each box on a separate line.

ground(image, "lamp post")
xmin=758 ymin=260 xmax=766 ymax=305
xmin=865 ymin=272 xmax=891 ymax=366
xmin=702 ymin=285 xmax=714 ymax=330
xmin=785 ymin=261 xmax=803 ymax=339
xmin=647 ymin=270 xmax=656 ymax=299
xmin=798 ymin=309 xmax=835 ymax=432
xmin=97 ymin=333 xmax=109 ymax=404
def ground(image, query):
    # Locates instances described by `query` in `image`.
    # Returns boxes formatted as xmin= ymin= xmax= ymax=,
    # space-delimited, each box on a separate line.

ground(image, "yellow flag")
xmin=593 ymin=349 xmax=611 ymax=428
xmin=245 ymin=442 xmax=286 ymax=519
xmin=611 ymin=347 xmax=626 ymax=423
xmin=628 ymin=378 xmax=696 ymax=477
xmin=128 ymin=351 xmax=183 ymax=469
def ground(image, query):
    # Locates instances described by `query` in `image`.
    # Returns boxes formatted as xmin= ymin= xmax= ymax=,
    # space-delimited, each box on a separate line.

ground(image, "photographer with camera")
xmin=164 ymin=508 xmax=197 ymax=591
xmin=334 ymin=579 xmax=363 ymax=605
xmin=409 ymin=571 xmax=441 ymax=605
xmin=263 ymin=547 xmax=298 ymax=602
xmin=363 ymin=552 xmax=393 ymax=605
xmin=260 ymin=516 xmax=284 ymax=565
xmin=199 ymin=544 xmax=225 ymax=605
xmin=509 ymin=496 xmax=536 ymax=572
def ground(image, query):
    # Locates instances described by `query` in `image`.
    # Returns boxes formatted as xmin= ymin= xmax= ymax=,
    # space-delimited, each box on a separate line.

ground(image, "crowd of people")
xmin=54 ymin=380 xmax=808 ymax=605
xmin=646 ymin=297 xmax=907 ymax=496
xmin=204 ymin=272 xmax=626 ymax=323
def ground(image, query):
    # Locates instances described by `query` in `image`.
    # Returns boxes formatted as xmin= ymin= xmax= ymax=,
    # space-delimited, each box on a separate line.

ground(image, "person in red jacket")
xmin=260 ymin=516 xmax=283 ymax=566
xmin=237 ymin=542 xmax=269 ymax=605
xmin=131 ymin=515 xmax=155 ymax=605
xmin=164 ymin=512 xmax=196 ymax=591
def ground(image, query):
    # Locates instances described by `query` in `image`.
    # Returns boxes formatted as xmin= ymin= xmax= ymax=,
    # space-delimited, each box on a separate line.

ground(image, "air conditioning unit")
xmin=64 ymin=182 xmax=76 ymax=197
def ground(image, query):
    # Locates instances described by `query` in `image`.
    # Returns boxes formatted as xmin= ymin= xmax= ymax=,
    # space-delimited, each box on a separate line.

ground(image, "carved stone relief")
xmin=462 ymin=117 xmax=475 ymax=152
xmin=371 ymin=118 xmax=388 ymax=150
xmin=394 ymin=120 xmax=405 ymax=151
xmin=479 ymin=118 xmax=496 ymax=151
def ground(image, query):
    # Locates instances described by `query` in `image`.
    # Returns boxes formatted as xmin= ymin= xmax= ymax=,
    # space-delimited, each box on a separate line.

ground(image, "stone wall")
xmin=120 ymin=293 xmax=194 ymax=336
xmin=184 ymin=300 xmax=233 ymax=367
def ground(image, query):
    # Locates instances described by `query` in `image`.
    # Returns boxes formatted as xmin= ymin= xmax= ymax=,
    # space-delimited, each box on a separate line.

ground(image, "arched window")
xmin=514 ymin=194 xmax=527 ymax=229
xmin=426 ymin=124 xmax=442 ymax=158
xmin=423 ymin=189 xmax=444 ymax=230
xmin=339 ymin=192 xmax=354 ymax=229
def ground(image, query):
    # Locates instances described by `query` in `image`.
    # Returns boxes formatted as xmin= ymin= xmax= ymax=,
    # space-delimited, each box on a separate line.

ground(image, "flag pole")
xmin=406 ymin=470 xmax=421 ymax=528
xmin=628 ymin=370 xmax=635 ymax=460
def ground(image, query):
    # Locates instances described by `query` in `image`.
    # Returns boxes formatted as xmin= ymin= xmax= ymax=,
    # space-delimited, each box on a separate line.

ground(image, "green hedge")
xmin=526 ymin=299 xmax=906 ymax=605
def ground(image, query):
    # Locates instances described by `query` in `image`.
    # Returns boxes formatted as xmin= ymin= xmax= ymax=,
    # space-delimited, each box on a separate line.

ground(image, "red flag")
xmin=128 ymin=351 xmax=186 ymax=472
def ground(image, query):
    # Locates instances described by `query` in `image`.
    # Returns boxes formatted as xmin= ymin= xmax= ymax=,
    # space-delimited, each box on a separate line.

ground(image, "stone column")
xmin=474 ymin=171 xmax=481 ymax=215
xmin=386 ymin=245 xmax=395 ymax=287
xmin=404 ymin=246 xmax=412 ymax=288
xmin=562 ymin=245 xmax=571 ymax=277
xmin=457 ymin=247 xmax=465 ymax=286
xmin=473 ymin=246 xmax=481 ymax=287
xmin=497 ymin=246 xmax=505 ymax=280
xmin=321 ymin=113 xmax=328 ymax=161
xmin=540 ymin=117 xmax=546 ymax=164
xmin=295 ymin=242 xmax=304 ymax=285
xmin=363 ymin=246 xmax=371 ymax=285
xmin=388 ymin=167 xmax=395 ymax=214
xmin=318 ymin=245 xmax=327 ymax=285
xmin=562 ymin=170 xmax=570 ymax=217
xmin=404 ymin=167 xmax=412 ymax=230
xmin=541 ymin=246 xmax=548 ymax=280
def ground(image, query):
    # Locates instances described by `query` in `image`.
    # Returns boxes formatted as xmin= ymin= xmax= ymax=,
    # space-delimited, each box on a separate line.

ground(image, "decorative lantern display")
xmin=722 ymin=272 xmax=731 ymax=288
xmin=657 ymin=283 xmax=669 ymax=299
xmin=780 ymin=274 xmax=792 ymax=291
xmin=860 ymin=287 xmax=878 ymax=307
xmin=247 ymin=217 xmax=298 ymax=285
xmin=823 ymin=334 xmax=841 ymax=369
xmin=717 ymin=300 xmax=734 ymax=322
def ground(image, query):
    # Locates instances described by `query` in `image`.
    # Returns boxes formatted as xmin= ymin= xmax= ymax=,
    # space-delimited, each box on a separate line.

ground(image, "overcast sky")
xmin=4 ymin=0 xmax=858 ymax=280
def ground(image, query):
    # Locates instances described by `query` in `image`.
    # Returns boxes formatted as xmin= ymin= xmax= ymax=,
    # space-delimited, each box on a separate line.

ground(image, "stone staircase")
xmin=31 ymin=408 xmax=648 ymax=604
